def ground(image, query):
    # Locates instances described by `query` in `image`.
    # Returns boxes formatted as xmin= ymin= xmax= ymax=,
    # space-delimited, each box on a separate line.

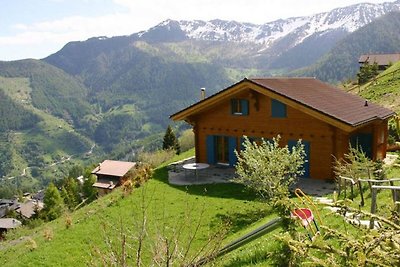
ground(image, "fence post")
xmin=389 ymin=180 xmax=397 ymax=204
xmin=370 ymin=186 xmax=378 ymax=229
xmin=358 ymin=181 xmax=364 ymax=207
xmin=350 ymin=181 xmax=354 ymax=200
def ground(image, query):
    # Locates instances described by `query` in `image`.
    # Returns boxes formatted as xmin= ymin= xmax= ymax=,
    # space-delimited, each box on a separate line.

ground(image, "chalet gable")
xmin=170 ymin=78 xmax=395 ymax=132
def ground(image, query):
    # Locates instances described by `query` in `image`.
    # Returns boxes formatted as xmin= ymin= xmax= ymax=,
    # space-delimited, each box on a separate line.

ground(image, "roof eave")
xmin=350 ymin=112 xmax=396 ymax=127
xmin=170 ymin=78 xmax=251 ymax=121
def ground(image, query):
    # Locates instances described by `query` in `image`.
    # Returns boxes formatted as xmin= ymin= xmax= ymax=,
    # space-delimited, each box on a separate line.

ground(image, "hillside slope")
xmin=44 ymin=40 xmax=233 ymax=138
xmin=358 ymin=60 xmax=400 ymax=113
xmin=0 ymin=61 xmax=96 ymax=196
xmin=298 ymin=12 xmax=400 ymax=82
xmin=0 ymin=59 xmax=93 ymax=127
xmin=0 ymin=152 xmax=274 ymax=266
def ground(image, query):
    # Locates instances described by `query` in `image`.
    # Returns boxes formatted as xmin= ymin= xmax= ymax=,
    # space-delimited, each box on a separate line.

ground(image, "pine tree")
xmin=60 ymin=177 xmax=81 ymax=210
xmin=42 ymin=183 xmax=64 ymax=221
xmin=162 ymin=125 xmax=180 ymax=154
xmin=357 ymin=62 xmax=379 ymax=84
xmin=82 ymin=174 xmax=97 ymax=202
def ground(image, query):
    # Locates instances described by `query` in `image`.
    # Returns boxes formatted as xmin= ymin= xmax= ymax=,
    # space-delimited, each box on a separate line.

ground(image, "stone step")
xmin=314 ymin=197 xmax=334 ymax=204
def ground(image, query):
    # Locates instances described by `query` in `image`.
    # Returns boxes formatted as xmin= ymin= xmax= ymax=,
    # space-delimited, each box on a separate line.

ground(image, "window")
xmin=231 ymin=99 xmax=249 ymax=115
xmin=271 ymin=99 xmax=287 ymax=118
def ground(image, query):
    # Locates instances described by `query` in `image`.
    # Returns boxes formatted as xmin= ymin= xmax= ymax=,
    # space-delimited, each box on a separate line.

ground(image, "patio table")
xmin=182 ymin=163 xmax=209 ymax=180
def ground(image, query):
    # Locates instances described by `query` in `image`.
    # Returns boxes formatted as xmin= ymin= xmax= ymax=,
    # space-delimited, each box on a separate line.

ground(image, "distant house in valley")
xmin=170 ymin=78 xmax=395 ymax=180
xmin=91 ymin=160 xmax=136 ymax=195
xmin=16 ymin=200 xmax=43 ymax=219
xmin=0 ymin=218 xmax=21 ymax=238
xmin=358 ymin=53 xmax=400 ymax=71
xmin=0 ymin=199 xmax=19 ymax=218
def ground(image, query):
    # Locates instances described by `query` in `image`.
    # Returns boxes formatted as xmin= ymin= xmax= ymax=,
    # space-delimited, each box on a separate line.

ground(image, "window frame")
xmin=231 ymin=99 xmax=249 ymax=116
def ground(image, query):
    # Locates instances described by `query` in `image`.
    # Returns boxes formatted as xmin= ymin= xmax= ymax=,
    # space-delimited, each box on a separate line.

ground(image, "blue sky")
xmin=0 ymin=0 xmax=395 ymax=61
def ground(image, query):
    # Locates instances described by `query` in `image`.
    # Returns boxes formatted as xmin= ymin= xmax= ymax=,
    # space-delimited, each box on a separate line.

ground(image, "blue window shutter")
xmin=230 ymin=99 xmax=236 ymax=114
xmin=228 ymin=136 xmax=237 ymax=166
xmin=206 ymin=135 xmax=216 ymax=164
xmin=241 ymin=99 xmax=249 ymax=115
xmin=271 ymin=99 xmax=287 ymax=118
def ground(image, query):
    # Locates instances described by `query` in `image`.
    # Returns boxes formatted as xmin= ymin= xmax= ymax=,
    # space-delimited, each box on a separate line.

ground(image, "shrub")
xmin=43 ymin=227 xmax=53 ymax=241
xmin=25 ymin=237 xmax=37 ymax=251
xmin=178 ymin=129 xmax=194 ymax=152
xmin=137 ymin=149 xmax=176 ymax=168
xmin=333 ymin=145 xmax=380 ymax=181
xmin=65 ymin=214 xmax=72 ymax=229
xmin=235 ymin=135 xmax=305 ymax=201
xmin=121 ymin=163 xmax=153 ymax=195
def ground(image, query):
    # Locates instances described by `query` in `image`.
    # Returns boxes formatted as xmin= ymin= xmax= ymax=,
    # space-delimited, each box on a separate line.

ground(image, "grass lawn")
xmin=0 ymin=150 xmax=276 ymax=266
xmin=1 ymin=149 xmax=399 ymax=266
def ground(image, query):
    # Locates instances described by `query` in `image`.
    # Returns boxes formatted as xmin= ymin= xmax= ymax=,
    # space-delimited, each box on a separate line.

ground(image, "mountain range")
xmin=131 ymin=0 xmax=400 ymax=70
xmin=1 ymin=0 xmax=400 ymax=196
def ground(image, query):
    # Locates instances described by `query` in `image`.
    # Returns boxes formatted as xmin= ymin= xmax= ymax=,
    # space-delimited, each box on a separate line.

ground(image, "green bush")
xmin=137 ymin=149 xmax=176 ymax=168
xmin=178 ymin=129 xmax=194 ymax=152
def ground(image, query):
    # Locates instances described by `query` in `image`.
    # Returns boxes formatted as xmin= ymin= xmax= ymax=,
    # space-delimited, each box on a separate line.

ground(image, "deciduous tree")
xmin=235 ymin=135 xmax=305 ymax=202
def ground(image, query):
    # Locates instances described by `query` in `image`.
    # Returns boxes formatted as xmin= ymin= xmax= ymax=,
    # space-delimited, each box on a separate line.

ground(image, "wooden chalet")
xmin=91 ymin=160 xmax=136 ymax=195
xmin=170 ymin=78 xmax=395 ymax=180
xmin=359 ymin=53 xmax=400 ymax=70
xmin=0 ymin=218 xmax=21 ymax=238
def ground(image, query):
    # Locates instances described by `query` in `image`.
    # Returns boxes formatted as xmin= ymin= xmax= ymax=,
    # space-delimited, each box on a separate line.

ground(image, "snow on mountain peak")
xmin=141 ymin=1 xmax=400 ymax=50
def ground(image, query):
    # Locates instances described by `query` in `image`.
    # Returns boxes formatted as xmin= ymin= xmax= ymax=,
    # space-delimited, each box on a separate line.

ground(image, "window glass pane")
xmin=271 ymin=99 xmax=286 ymax=118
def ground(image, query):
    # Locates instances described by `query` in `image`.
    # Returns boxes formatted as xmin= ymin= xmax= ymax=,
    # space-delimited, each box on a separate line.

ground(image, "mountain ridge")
xmin=136 ymin=0 xmax=400 ymax=56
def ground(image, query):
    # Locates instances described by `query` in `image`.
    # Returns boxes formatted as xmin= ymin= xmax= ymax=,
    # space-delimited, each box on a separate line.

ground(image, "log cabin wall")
xmin=191 ymin=89 xmax=333 ymax=179
xmin=189 ymin=88 xmax=388 ymax=180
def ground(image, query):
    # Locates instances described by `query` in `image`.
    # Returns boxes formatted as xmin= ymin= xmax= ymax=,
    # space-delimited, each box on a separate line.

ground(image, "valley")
xmin=1 ymin=1 xmax=400 ymax=198
xmin=1 ymin=1 xmax=400 ymax=266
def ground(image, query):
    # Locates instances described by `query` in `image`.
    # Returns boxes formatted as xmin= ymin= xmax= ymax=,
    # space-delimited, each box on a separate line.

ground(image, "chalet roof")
xmin=16 ymin=200 xmax=43 ymax=219
xmin=91 ymin=160 xmax=136 ymax=177
xmin=170 ymin=78 xmax=395 ymax=129
xmin=0 ymin=218 xmax=22 ymax=229
xmin=359 ymin=53 xmax=400 ymax=66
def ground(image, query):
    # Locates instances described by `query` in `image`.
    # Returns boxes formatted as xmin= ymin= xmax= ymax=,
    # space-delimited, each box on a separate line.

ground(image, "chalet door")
xmin=289 ymin=140 xmax=310 ymax=178
xmin=216 ymin=136 xmax=229 ymax=164
xmin=206 ymin=135 xmax=237 ymax=166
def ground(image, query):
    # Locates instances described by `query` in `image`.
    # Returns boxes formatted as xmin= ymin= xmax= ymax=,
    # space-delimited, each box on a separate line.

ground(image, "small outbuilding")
xmin=0 ymin=199 xmax=19 ymax=218
xmin=0 ymin=218 xmax=22 ymax=238
xmin=170 ymin=77 xmax=395 ymax=180
xmin=359 ymin=53 xmax=400 ymax=71
xmin=91 ymin=160 xmax=136 ymax=195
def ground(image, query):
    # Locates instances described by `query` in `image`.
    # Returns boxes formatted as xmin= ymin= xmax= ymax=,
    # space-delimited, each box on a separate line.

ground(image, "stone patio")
xmin=168 ymin=157 xmax=234 ymax=185
xmin=168 ymin=157 xmax=336 ymax=196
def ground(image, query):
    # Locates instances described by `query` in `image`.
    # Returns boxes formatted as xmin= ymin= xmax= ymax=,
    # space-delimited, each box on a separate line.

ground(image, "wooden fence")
xmin=337 ymin=176 xmax=400 ymax=229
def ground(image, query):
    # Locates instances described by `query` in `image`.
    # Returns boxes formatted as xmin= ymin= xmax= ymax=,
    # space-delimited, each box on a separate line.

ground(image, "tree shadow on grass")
xmin=211 ymin=207 xmax=273 ymax=233
xmin=220 ymin=241 xmax=286 ymax=267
